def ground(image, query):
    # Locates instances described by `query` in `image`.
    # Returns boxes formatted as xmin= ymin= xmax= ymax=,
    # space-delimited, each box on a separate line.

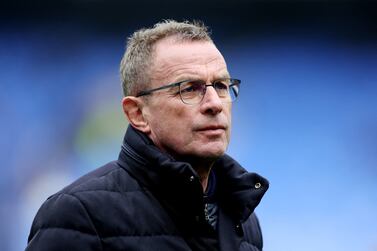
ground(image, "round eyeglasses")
xmin=136 ymin=78 xmax=241 ymax=105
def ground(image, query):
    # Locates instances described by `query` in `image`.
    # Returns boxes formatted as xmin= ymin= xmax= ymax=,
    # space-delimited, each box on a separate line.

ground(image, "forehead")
xmin=150 ymin=38 xmax=229 ymax=84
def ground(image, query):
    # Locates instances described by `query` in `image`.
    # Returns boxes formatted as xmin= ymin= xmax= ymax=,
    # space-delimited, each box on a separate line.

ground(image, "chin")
xmin=197 ymin=146 xmax=226 ymax=159
xmin=176 ymin=141 xmax=228 ymax=161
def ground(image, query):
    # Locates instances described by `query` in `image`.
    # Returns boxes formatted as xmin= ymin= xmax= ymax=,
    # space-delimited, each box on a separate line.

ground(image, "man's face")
xmin=142 ymin=38 xmax=232 ymax=161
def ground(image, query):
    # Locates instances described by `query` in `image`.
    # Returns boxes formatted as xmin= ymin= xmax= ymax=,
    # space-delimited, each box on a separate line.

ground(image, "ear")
xmin=122 ymin=96 xmax=151 ymax=134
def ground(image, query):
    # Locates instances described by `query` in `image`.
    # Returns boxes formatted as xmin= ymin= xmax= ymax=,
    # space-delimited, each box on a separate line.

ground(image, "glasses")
xmin=136 ymin=78 xmax=241 ymax=105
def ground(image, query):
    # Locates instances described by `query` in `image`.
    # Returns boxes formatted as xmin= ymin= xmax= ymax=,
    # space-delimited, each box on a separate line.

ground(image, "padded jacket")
xmin=26 ymin=126 xmax=269 ymax=251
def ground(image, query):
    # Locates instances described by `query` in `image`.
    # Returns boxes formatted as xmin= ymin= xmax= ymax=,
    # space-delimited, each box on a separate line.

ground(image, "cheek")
xmin=149 ymin=103 xmax=192 ymax=137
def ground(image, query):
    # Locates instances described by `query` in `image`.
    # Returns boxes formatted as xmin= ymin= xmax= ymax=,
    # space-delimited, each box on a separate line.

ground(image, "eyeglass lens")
xmin=179 ymin=79 xmax=239 ymax=104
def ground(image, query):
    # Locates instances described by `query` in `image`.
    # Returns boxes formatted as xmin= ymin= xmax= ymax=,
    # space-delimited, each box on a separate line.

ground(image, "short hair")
xmin=120 ymin=20 xmax=213 ymax=97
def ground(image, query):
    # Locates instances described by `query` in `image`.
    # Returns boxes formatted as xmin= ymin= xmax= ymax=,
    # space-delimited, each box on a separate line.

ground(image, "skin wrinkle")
xmin=151 ymin=60 xmax=228 ymax=86
xmin=150 ymin=38 xmax=229 ymax=85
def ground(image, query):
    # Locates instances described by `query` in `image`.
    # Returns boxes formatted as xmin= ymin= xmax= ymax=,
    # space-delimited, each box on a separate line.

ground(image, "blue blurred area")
xmin=1 ymin=8 xmax=377 ymax=251
xmin=225 ymin=38 xmax=377 ymax=251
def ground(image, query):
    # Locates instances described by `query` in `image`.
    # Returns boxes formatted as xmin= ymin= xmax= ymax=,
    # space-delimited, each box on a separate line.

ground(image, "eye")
xmin=214 ymin=80 xmax=230 ymax=90
xmin=180 ymin=81 xmax=204 ymax=94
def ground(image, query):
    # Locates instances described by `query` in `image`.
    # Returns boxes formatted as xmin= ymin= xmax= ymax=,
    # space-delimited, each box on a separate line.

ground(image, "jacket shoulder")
xmin=58 ymin=161 xmax=139 ymax=195
xmin=26 ymin=161 xmax=140 ymax=251
xmin=26 ymin=191 xmax=103 ymax=251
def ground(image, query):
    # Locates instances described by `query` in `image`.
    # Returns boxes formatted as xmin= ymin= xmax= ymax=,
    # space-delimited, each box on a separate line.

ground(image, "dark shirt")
xmin=204 ymin=169 xmax=218 ymax=230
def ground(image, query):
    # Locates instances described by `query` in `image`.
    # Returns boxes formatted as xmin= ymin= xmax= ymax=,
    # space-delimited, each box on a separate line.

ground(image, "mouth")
xmin=197 ymin=125 xmax=226 ymax=131
xmin=196 ymin=125 xmax=227 ymax=135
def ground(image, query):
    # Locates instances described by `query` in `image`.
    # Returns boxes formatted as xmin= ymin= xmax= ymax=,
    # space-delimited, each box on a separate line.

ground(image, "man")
xmin=26 ymin=20 xmax=269 ymax=251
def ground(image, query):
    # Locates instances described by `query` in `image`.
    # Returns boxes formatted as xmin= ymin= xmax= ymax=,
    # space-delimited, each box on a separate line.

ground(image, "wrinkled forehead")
xmin=149 ymin=38 xmax=229 ymax=85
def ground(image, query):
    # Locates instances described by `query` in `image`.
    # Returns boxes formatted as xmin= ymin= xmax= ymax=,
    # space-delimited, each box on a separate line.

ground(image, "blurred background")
xmin=1 ymin=0 xmax=376 ymax=250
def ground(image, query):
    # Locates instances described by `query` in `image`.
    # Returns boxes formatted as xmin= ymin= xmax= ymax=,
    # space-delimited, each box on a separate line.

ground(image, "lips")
xmin=196 ymin=125 xmax=226 ymax=131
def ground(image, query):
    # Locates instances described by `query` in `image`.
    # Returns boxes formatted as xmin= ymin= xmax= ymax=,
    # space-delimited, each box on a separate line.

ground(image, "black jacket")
xmin=26 ymin=126 xmax=269 ymax=251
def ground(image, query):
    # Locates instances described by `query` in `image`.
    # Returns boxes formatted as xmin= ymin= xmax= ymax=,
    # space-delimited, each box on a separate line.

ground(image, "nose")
xmin=199 ymin=86 xmax=223 ymax=115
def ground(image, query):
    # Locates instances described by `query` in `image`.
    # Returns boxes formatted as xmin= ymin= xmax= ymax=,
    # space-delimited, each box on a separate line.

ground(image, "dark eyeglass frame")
xmin=136 ymin=78 xmax=241 ymax=104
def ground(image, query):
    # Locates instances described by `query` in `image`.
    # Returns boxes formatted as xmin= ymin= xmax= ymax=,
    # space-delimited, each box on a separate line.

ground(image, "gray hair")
xmin=120 ymin=20 xmax=213 ymax=97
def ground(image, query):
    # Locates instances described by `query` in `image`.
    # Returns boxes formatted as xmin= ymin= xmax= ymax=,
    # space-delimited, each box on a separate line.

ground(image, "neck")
xmin=191 ymin=161 xmax=215 ymax=192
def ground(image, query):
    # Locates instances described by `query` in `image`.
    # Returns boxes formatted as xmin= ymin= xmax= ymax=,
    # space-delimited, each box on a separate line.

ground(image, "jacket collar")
xmin=117 ymin=125 xmax=269 ymax=223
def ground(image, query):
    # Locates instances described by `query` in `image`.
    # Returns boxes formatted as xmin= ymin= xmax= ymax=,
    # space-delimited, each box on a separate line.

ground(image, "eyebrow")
xmin=217 ymin=72 xmax=231 ymax=79
xmin=174 ymin=72 xmax=231 ymax=82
